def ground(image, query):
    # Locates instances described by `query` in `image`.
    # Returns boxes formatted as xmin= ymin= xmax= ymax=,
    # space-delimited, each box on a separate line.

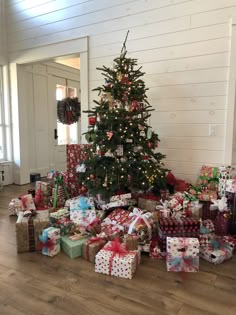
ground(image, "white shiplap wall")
xmin=0 ymin=0 xmax=7 ymax=64
xmin=6 ymin=0 xmax=236 ymax=183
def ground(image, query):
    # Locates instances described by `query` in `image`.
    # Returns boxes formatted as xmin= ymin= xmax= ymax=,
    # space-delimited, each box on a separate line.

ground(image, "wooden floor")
xmin=0 ymin=185 xmax=236 ymax=315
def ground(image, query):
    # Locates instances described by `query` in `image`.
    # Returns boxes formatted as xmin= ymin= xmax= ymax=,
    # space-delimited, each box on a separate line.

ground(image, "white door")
xmin=48 ymin=75 xmax=80 ymax=172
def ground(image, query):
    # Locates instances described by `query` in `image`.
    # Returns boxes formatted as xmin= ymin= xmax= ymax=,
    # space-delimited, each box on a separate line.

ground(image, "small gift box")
xmin=82 ymin=237 xmax=107 ymax=263
xmin=86 ymin=216 xmax=101 ymax=236
xmin=35 ymin=181 xmax=52 ymax=196
xmin=123 ymin=234 xmax=138 ymax=251
xmin=39 ymin=227 xmax=61 ymax=257
xmin=166 ymin=237 xmax=199 ymax=272
xmin=218 ymin=166 xmax=236 ymax=197
xmin=21 ymin=194 xmax=36 ymax=210
xmin=95 ymin=238 xmax=140 ymax=279
xmin=51 ymin=217 xmax=76 ymax=236
xmin=221 ymin=235 xmax=236 ymax=252
xmin=150 ymin=239 xmax=165 ymax=260
xmin=50 ymin=208 xmax=70 ymax=223
xmin=9 ymin=198 xmax=24 ymax=216
xmin=200 ymin=240 xmax=233 ymax=264
xmin=70 ymin=196 xmax=96 ymax=226
xmin=16 ymin=210 xmax=49 ymax=253
xmin=125 ymin=208 xmax=153 ymax=248
xmin=197 ymin=165 xmax=219 ymax=190
xmin=138 ymin=194 xmax=160 ymax=212
xmin=61 ymin=235 xmax=89 ymax=259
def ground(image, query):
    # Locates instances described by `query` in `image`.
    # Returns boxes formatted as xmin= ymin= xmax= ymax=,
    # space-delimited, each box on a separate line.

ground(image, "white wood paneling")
xmin=6 ymin=0 xmax=236 ymax=184
xmin=0 ymin=1 xmax=7 ymax=64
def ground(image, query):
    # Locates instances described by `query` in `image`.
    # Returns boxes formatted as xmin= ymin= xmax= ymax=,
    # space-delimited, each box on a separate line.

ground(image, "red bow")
xmin=103 ymin=237 xmax=129 ymax=275
xmin=86 ymin=236 xmax=105 ymax=260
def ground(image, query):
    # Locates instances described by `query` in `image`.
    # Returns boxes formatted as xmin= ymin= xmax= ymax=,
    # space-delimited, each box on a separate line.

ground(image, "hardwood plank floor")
xmin=0 ymin=184 xmax=236 ymax=315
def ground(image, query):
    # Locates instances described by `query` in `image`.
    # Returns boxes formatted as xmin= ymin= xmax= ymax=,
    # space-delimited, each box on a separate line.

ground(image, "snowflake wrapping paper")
xmin=8 ymin=198 xmax=24 ymax=216
xmin=95 ymin=242 xmax=140 ymax=279
xmin=218 ymin=166 xmax=236 ymax=197
xmin=166 ymin=237 xmax=199 ymax=272
xmin=226 ymin=179 xmax=236 ymax=193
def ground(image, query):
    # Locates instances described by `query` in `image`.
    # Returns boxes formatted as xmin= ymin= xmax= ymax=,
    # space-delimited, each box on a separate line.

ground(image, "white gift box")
xmin=225 ymin=179 xmax=236 ymax=193
xmin=95 ymin=242 xmax=140 ymax=279
xmin=8 ymin=198 xmax=24 ymax=216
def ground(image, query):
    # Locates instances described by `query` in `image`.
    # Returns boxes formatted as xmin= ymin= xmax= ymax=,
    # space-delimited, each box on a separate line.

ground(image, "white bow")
xmin=156 ymin=200 xmax=170 ymax=218
xmin=210 ymin=196 xmax=228 ymax=212
xmin=128 ymin=208 xmax=152 ymax=239
xmin=103 ymin=218 xmax=124 ymax=231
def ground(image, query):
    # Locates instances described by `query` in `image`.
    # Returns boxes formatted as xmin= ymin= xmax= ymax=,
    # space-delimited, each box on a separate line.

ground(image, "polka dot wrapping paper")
xmin=95 ymin=241 xmax=140 ymax=279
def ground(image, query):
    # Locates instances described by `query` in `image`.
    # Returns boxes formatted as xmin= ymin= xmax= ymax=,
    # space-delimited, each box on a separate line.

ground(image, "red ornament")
xmin=132 ymin=100 xmax=138 ymax=110
xmin=90 ymin=174 xmax=95 ymax=180
xmin=147 ymin=141 xmax=152 ymax=148
xmin=89 ymin=116 xmax=96 ymax=125
xmin=121 ymin=75 xmax=130 ymax=85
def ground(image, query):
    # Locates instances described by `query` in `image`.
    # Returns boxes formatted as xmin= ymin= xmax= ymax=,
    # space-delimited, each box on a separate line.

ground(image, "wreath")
xmin=57 ymin=97 xmax=81 ymax=125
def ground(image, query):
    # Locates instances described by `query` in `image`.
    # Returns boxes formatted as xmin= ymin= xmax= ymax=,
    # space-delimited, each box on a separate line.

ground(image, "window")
xmin=0 ymin=68 xmax=5 ymax=160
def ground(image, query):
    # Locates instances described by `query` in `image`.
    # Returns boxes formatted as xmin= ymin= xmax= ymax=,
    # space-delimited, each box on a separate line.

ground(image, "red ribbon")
xmin=103 ymin=237 xmax=129 ymax=275
xmin=86 ymin=236 xmax=105 ymax=261
xmin=39 ymin=239 xmax=55 ymax=250
xmin=87 ymin=217 xmax=101 ymax=234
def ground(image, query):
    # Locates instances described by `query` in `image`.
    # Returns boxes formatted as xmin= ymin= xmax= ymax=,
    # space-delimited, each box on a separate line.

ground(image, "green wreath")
xmin=57 ymin=97 xmax=81 ymax=125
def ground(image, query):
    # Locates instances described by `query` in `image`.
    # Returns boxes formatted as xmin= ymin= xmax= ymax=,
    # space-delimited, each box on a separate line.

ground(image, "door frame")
xmin=9 ymin=37 xmax=88 ymax=184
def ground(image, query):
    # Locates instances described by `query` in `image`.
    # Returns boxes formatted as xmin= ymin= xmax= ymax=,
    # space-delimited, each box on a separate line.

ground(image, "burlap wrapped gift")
xmin=16 ymin=210 xmax=49 ymax=253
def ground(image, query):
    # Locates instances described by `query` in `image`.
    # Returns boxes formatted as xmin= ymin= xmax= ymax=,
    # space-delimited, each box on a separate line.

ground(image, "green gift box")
xmin=61 ymin=235 xmax=89 ymax=259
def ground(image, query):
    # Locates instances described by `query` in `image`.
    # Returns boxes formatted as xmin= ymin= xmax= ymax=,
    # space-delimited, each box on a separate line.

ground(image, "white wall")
xmin=0 ymin=0 xmax=6 ymax=64
xmin=6 ymin=0 xmax=236 ymax=184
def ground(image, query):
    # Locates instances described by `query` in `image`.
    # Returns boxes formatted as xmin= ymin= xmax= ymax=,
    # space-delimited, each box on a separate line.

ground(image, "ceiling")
xmin=55 ymin=57 xmax=80 ymax=69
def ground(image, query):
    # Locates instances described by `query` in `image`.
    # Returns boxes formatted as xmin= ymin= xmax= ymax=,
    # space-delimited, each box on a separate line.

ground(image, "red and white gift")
xmin=95 ymin=238 xmax=140 ymax=279
xmin=21 ymin=194 xmax=36 ymax=211
xmin=226 ymin=179 xmax=236 ymax=193
xmin=8 ymin=198 xmax=24 ymax=216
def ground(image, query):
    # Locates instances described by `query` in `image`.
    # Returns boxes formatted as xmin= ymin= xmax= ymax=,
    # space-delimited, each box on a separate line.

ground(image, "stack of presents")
xmin=8 ymin=145 xmax=236 ymax=279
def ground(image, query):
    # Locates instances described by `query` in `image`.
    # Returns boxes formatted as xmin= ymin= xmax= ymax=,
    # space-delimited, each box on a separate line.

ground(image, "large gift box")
xmin=158 ymin=217 xmax=200 ymax=252
xmin=166 ymin=237 xmax=199 ymax=272
xmin=70 ymin=196 xmax=96 ymax=226
xmin=61 ymin=235 xmax=90 ymax=259
xmin=82 ymin=237 xmax=107 ymax=263
xmin=95 ymin=239 xmax=140 ymax=279
xmin=197 ymin=165 xmax=219 ymax=190
xmin=39 ymin=227 xmax=61 ymax=257
xmin=200 ymin=241 xmax=233 ymax=264
xmin=16 ymin=210 xmax=49 ymax=253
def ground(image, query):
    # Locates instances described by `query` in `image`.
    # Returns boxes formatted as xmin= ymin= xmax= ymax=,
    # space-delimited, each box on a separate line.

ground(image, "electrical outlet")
xmin=209 ymin=124 xmax=217 ymax=136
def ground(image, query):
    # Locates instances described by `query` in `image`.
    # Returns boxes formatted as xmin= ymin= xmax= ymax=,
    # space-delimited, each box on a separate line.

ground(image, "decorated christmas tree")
xmin=79 ymin=34 xmax=167 ymax=198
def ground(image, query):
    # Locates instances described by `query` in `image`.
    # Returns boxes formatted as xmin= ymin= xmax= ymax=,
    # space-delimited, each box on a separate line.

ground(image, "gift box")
xmin=51 ymin=217 xmax=76 ymax=236
xmin=123 ymin=234 xmax=138 ymax=251
xmin=226 ymin=179 xmax=236 ymax=193
xmin=149 ymin=239 xmax=165 ymax=260
xmin=20 ymin=194 xmax=36 ymax=210
xmin=138 ymin=195 xmax=160 ymax=211
xmin=95 ymin=239 xmax=140 ymax=279
xmin=199 ymin=233 xmax=215 ymax=247
xmin=61 ymin=235 xmax=90 ymax=259
xmin=82 ymin=237 xmax=107 ymax=263
xmin=158 ymin=217 xmax=200 ymax=252
xmin=98 ymin=220 xmax=124 ymax=241
xmin=101 ymin=198 xmax=136 ymax=210
xmin=8 ymin=198 xmax=24 ymax=216
xmin=197 ymin=165 xmax=219 ymax=190
xmin=125 ymin=208 xmax=153 ymax=248
xmin=86 ymin=217 xmax=101 ymax=236
xmin=214 ymin=211 xmax=230 ymax=236
xmin=103 ymin=208 xmax=130 ymax=226
xmin=200 ymin=241 xmax=233 ymax=264
xmin=50 ymin=208 xmax=70 ymax=223
xmin=35 ymin=181 xmax=52 ymax=196
xmin=221 ymin=235 xmax=236 ymax=252
xmin=200 ymin=200 xmax=218 ymax=220
xmin=218 ymin=166 xmax=236 ymax=197
xmin=166 ymin=237 xmax=199 ymax=272
xmin=16 ymin=210 xmax=49 ymax=253
xmin=39 ymin=227 xmax=61 ymax=257
xmin=200 ymin=219 xmax=215 ymax=234
xmin=70 ymin=195 xmax=96 ymax=225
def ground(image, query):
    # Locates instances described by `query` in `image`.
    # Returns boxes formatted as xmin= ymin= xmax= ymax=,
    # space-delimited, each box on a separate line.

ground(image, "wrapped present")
xmin=221 ymin=235 xmax=236 ymax=252
xmin=199 ymin=233 xmax=215 ymax=247
xmin=61 ymin=235 xmax=89 ymax=259
xmin=8 ymin=198 xmax=24 ymax=216
xmin=166 ymin=237 xmax=199 ymax=272
xmin=82 ymin=237 xmax=107 ymax=263
xmin=200 ymin=219 xmax=215 ymax=234
xmin=187 ymin=201 xmax=202 ymax=219
xmin=197 ymin=165 xmax=219 ymax=190
xmin=138 ymin=194 xmax=160 ymax=211
xmin=70 ymin=196 xmax=96 ymax=226
xmin=98 ymin=218 xmax=124 ymax=241
xmin=123 ymin=234 xmax=138 ymax=251
xmin=16 ymin=210 xmax=49 ymax=253
xmin=20 ymin=194 xmax=36 ymax=210
xmin=95 ymin=238 xmax=140 ymax=279
xmin=86 ymin=217 xmax=101 ymax=236
xmin=214 ymin=211 xmax=230 ymax=236
xmin=110 ymin=193 xmax=132 ymax=202
xmin=101 ymin=198 xmax=136 ymax=210
xmin=200 ymin=239 xmax=233 ymax=264
xmin=103 ymin=208 xmax=130 ymax=226
xmin=158 ymin=217 xmax=200 ymax=252
xmin=51 ymin=217 xmax=76 ymax=236
xmin=39 ymin=227 xmax=60 ymax=257
xmin=156 ymin=200 xmax=171 ymax=218
xmin=226 ymin=179 xmax=236 ymax=193
xmin=35 ymin=181 xmax=52 ymax=196
xmin=125 ymin=208 xmax=153 ymax=247
xmin=198 ymin=190 xmax=218 ymax=202
xmin=218 ymin=166 xmax=236 ymax=197
xmin=50 ymin=208 xmax=70 ymax=223
xmin=150 ymin=239 xmax=165 ymax=260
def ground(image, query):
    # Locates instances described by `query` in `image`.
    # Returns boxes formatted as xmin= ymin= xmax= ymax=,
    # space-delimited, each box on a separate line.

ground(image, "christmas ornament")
xmin=107 ymin=131 xmax=113 ymax=140
xmin=116 ymin=145 xmax=124 ymax=156
xmin=89 ymin=116 xmax=96 ymax=125
xmin=90 ymin=174 xmax=95 ymax=180
xmin=147 ymin=141 xmax=152 ymax=148
xmin=80 ymin=186 xmax=88 ymax=194
xmin=76 ymin=163 xmax=86 ymax=173
xmin=57 ymin=97 xmax=81 ymax=125
xmin=140 ymin=130 xmax=146 ymax=137
xmin=116 ymin=72 xmax=123 ymax=81
xmin=147 ymin=128 xmax=152 ymax=139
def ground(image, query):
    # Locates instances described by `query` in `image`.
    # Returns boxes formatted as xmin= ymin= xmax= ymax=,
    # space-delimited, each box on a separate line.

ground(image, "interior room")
xmin=1 ymin=1 xmax=236 ymax=314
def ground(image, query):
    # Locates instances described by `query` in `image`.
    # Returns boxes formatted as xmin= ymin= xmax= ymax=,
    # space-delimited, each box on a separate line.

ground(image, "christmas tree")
xmin=79 ymin=34 xmax=167 ymax=198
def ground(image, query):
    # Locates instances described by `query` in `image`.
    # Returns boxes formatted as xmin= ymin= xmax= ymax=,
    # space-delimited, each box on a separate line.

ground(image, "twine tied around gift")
xmin=103 ymin=237 xmax=138 ymax=275
xmin=128 ymin=208 xmax=152 ymax=239
xmin=86 ymin=236 xmax=105 ymax=261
